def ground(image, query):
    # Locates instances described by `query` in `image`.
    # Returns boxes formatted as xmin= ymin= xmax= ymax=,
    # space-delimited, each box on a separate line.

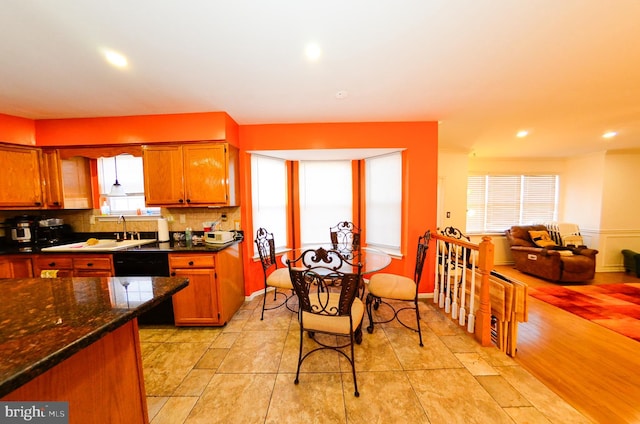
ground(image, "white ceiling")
xmin=1 ymin=1 xmax=639 ymax=158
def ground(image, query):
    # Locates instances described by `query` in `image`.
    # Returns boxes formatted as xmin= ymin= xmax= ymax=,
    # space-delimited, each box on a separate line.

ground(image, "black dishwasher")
xmin=113 ymin=251 xmax=174 ymax=325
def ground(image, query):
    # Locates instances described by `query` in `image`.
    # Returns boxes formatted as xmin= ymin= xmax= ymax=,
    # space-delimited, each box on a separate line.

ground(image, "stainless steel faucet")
xmin=117 ymin=215 xmax=127 ymax=239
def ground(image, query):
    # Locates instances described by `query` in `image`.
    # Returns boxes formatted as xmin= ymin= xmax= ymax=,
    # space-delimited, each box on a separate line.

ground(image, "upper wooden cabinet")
xmin=0 ymin=145 xmax=92 ymax=210
xmin=0 ymin=144 xmax=44 ymax=209
xmin=143 ymin=142 xmax=239 ymax=207
xmin=41 ymin=149 xmax=92 ymax=209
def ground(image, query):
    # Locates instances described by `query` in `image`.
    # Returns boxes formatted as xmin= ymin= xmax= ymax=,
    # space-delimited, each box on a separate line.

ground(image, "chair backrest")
xmin=255 ymin=227 xmax=278 ymax=273
xmin=287 ymin=247 xmax=362 ymax=317
xmin=413 ymin=230 xmax=432 ymax=285
xmin=329 ymin=221 xmax=361 ymax=254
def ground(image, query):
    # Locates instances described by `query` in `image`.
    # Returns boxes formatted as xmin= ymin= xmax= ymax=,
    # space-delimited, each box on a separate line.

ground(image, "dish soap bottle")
xmin=185 ymin=227 xmax=192 ymax=247
xmin=100 ymin=201 xmax=110 ymax=215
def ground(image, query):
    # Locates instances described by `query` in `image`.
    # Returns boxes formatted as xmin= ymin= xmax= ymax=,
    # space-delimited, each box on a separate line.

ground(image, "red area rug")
xmin=529 ymin=283 xmax=640 ymax=342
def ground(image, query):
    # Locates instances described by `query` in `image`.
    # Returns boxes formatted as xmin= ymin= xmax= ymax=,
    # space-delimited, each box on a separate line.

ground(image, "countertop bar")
xmin=0 ymin=276 xmax=189 ymax=397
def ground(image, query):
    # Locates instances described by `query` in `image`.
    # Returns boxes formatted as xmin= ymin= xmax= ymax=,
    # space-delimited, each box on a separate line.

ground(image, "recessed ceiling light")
xmin=335 ymin=90 xmax=348 ymax=99
xmin=305 ymin=43 xmax=321 ymax=61
xmin=103 ymin=49 xmax=128 ymax=68
xmin=602 ymin=131 xmax=617 ymax=139
xmin=516 ymin=130 xmax=529 ymax=138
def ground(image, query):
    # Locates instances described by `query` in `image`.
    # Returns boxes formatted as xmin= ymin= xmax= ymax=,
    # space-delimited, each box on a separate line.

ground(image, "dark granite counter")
xmin=0 ymin=276 xmax=188 ymax=397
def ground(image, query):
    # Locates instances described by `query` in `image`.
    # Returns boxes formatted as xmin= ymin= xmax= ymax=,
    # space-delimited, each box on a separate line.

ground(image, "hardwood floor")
xmin=493 ymin=265 xmax=640 ymax=424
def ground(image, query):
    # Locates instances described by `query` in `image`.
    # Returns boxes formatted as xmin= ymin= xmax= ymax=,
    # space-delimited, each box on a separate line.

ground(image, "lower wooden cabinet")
xmin=33 ymin=254 xmax=113 ymax=277
xmin=0 ymin=255 xmax=34 ymax=278
xmin=169 ymin=243 xmax=244 ymax=326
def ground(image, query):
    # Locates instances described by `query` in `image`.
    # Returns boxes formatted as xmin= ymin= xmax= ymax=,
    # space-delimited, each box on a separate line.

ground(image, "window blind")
xmin=251 ymin=155 xmax=288 ymax=248
xmin=467 ymin=175 xmax=558 ymax=233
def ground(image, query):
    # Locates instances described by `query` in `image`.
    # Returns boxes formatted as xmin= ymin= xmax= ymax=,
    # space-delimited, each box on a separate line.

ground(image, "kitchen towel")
xmin=158 ymin=218 xmax=170 ymax=242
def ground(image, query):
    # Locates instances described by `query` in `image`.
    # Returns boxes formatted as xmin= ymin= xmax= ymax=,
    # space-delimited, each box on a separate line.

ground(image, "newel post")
xmin=474 ymin=236 xmax=494 ymax=346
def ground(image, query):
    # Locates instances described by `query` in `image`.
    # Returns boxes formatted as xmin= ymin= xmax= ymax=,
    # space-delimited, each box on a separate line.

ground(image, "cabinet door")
xmin=41 ymin=149 xmax=64 ymax=209
xmin=172 ymin=268 xmax=221 ymax=325
xmin=61 ymin=156 xmax=92 ymax=209
xmin=34 ymin=255 xmax=74 ymax=278
xmin=182 ymin=144 xmax=228 ymax=205
xmin=0 ymin=256 xmax=33 ymax=278
xmin=0 ymin=145 xmax=44 ymax=208
xmin=72 ymin=256 xmax=113 ymax=277
xmin=142 ymin=145 xmax=185 ymax=206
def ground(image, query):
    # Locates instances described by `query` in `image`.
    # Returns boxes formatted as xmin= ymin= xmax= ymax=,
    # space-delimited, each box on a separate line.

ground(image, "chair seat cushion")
xmin=267 ymin=267 xmax=293 ymax=289
xmin=302 ymin=294 xmax=364 ymax=335
xmin=368 ymin=273 xmax=416 ymax=301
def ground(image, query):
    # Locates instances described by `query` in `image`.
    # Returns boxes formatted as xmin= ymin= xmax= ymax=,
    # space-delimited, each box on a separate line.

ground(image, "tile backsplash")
xmin=0 ymin=207 xmax=241 ymax=239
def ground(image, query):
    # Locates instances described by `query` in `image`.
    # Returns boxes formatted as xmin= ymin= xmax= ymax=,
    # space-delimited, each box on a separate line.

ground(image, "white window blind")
xmin=251 ymin=155 xmax=288 ymax=249
xmin=365 ymin=152 xmax=402 ymax=251
xmin=299 ymin=160 xmax=352 ymax=246
xmin=466 ymin=175 xmax=558 ymax=233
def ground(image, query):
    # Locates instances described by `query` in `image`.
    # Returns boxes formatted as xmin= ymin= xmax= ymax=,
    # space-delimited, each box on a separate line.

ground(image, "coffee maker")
xmin=6 ymin=215 xmax=38 ymax=246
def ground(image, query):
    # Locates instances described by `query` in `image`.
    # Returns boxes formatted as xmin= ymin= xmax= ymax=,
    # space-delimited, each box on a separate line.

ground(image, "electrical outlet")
xmin=221 ymin=214 xmax=227 ymax=222
xmin=179 ymin=214 xmax=186 ymax=224
xmin=166 ymin=215 xmax=174 ymax=222
xmin=89 ymin=215 xmax=96 ymax=225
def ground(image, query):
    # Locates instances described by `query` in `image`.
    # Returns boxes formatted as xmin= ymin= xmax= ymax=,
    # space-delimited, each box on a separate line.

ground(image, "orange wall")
xmin=239 ymin=122 xmax=438 ymax=296
xmin=34 ymin=112 xmax=237 ymax=147
xmin=0 ymin=113 xmax=36 ymax=145
xmin=2 ymin=112 xmax=438 ymax=297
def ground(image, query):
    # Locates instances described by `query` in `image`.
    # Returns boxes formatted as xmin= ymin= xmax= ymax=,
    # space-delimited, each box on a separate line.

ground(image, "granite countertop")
xmin=0 ymin=234 xmax=242 ymax=255
xmin=0 ymin=276 xmax=188 ymax=397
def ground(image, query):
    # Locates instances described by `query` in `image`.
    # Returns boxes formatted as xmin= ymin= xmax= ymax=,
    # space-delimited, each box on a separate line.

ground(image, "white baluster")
xmin=451 ymin=244 xmax=460 ymax=319
xmin=444 ymin=243 xmax=451 ymax=313
xmin=433 ymin=238 xmax=440 ymax=303
xmin=467 ymin=252 xmax=476 ymax=333
xmin=458 ymin=246 xmax=467 ymax=326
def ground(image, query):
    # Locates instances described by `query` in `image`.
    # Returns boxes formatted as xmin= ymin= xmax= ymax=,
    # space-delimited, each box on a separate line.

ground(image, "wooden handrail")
xmin=432 ymin=233 xmax=494 ymax=347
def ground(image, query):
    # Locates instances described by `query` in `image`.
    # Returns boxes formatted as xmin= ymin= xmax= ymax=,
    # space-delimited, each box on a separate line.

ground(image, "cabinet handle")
xmin=53 ymin=201 xmax=60 ymax=206
xmin=171 ymin=272 xmax=176 ymax=276
xmin=48 ymin=262 xmax=56 ymax=267
xmin=178 ymin=199 xmax=184 ymax=203
xmin=188 ymin=261 xmax=194 ymax=266
xmin=86 ymin=263 xmax=94 ymax=267
xmin=186 ymin=198 xmax=191 ymax=203
xmin=34 ymin=202 xmax=42 ymax=206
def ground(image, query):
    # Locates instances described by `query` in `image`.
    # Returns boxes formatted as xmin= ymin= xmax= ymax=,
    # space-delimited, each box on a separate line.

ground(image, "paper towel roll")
xmin=158 ymin=218 xmax=169 ymax=242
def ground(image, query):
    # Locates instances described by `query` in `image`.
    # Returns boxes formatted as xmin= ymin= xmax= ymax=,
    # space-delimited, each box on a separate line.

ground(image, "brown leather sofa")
xmin=505 ymin=225 xmax=598 ymax=283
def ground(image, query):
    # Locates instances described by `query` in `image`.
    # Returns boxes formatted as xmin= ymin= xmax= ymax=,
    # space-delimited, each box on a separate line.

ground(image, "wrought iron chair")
xmin=329 ymin=221 xmax=361 ymax=259
xmin=255 ymin=227 xmax=294 ymax=320
xmin=366 ymin=230 xmax=431 ymax=346
xmin=287 ymin=246 xmax=364 ymax=397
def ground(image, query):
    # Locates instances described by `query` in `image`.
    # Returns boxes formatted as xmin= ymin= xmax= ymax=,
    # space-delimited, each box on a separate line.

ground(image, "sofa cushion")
xmin=529 ymin=230 xmax=556 ymax=247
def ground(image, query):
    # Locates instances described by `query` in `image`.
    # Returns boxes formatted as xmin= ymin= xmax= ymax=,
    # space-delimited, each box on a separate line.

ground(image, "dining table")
xmin=281 ymin=245 xmax=392 ymax=275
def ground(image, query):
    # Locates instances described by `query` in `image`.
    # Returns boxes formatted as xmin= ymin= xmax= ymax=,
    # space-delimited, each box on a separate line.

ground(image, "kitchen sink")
xmin=41 ymin=239 xmax=157 ymax=252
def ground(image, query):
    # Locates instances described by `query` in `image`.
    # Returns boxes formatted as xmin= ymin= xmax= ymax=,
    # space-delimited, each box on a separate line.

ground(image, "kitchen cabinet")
xmin=169 ymin=243 xmax=244 ymax=326
xmin=0 ymin=144 xmax=44 ymax=209
xmin=32 ymin=254 xmax=113 ymax=277
xmin=0 ymin=255 xmax=34 ymax=278
xmin=41 ymin=149 xmax=92 ymax=209
xmin=33 ymin=255 xmax=74 ymax=278
xmin=143 ymin=142 xmax=239 ymax=207
xmin=72 ymin=255 xmax=114 ymax=277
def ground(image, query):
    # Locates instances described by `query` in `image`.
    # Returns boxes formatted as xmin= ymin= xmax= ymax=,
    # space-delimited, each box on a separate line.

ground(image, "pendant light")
xmin=109 ymin=156 xmax=126 ymax=197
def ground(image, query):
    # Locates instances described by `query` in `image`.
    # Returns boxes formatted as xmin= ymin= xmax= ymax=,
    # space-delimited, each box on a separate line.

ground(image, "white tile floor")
xmin=140 ymin=296 xmax=591 ymax=424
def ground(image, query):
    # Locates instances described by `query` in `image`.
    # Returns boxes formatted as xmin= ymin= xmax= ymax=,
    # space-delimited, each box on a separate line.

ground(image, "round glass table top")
xmin=281 ymin=245 xmax=391 ymax=274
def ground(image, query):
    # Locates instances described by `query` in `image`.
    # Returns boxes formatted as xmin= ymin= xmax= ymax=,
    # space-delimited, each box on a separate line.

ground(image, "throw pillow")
xmin=528 ymin=230 xmax=556 ymax=247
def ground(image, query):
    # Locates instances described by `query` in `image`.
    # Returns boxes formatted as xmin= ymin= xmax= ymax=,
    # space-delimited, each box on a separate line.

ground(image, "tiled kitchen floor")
xmin=139 ymin=295 xmax=590 ymax=424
